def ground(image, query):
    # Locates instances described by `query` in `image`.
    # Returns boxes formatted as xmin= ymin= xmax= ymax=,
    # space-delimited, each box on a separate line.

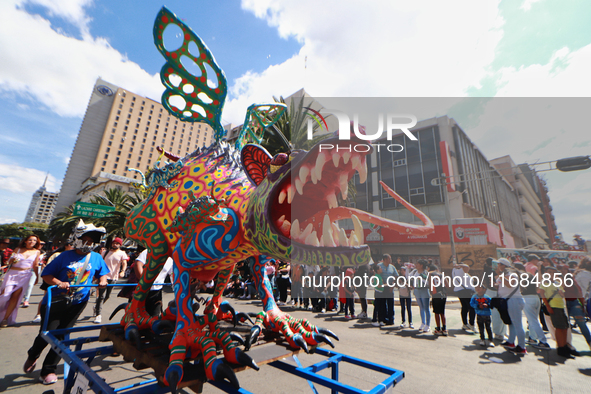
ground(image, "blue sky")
xmin=1 ymin=0 xmax=590 ymax=243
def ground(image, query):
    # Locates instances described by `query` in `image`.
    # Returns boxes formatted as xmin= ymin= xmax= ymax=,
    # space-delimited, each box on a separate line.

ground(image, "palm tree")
xmin=263 ymin=95 xmax=357 ymax=205
xmin=48 ymin=188 xmax=147 ymax=242
xmin=261 ymin=95 xmax=329 ymax=156
xmin=91 ymin=189 xmax=147 ymax=238
xmin=47 ymin=205 xmax=84 ymax=241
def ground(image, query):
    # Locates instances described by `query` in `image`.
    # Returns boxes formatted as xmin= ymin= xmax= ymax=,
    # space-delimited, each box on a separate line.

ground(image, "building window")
xmin=114 ymin=163 xmax=118 ymax=169
xmin=108 ymin=141 xmax=112 ymax=146
xmin=104 ymin=154 xmax=108 ymax=159
xmin=106 ymin=147 xmax=110 ymax=152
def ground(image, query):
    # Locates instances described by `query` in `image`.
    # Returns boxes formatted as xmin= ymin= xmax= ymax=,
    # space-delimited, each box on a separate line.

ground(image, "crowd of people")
xmin=223 ymin=253 xmax=591 ymax=360
xmin=1 ymin=226 xmax=590 ymax=386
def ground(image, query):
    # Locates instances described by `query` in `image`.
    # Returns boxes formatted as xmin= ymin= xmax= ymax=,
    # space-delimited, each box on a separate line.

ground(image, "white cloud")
xmin=24 ymin=0 xmax=94 ymax=37
xmin=0 ymin=0 xmax=163 ymax=118
xmin=494 ymin=45 xmax=591 ymax=97
xmin=0 ymin=163 xmax=59 ymax=193
xmin=224 ymin=0 xmax=504 ymax=123
xmin=520 ymin=0 xmax=542 ymax=12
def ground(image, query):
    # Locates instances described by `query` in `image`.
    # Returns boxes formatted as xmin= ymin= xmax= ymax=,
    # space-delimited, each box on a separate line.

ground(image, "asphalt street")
xmin=0 ymin=286 xmax=589 ymax=394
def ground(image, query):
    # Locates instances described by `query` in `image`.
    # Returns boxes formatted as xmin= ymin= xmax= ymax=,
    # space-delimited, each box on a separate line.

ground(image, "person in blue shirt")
xmin=470 ymin=286 xmax=495 ymax=347
xmin=23 ymin=220 xmax=109 ymax=386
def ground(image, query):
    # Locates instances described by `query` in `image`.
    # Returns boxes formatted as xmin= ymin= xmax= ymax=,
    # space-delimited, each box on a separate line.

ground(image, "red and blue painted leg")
xmin=245 ymin=255 xmax=339 ymax=351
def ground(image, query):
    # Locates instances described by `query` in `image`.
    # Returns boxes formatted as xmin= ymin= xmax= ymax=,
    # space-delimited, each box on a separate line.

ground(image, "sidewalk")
xmin=0 ymin=286 xmax=589 ymax=393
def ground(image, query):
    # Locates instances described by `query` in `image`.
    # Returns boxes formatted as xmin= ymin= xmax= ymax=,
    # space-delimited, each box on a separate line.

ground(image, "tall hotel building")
xmin=54 ymin=78 xmax=213 ymax=215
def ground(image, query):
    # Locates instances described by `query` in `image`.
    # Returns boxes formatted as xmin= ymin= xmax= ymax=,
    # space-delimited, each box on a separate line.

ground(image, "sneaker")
xmin=0 ymin=320 xmax=8 ymax=328
xmin=351 ymin=315 xmax=356 ymax=319
xmin=526 ymin=337 xmax=537 ymax=345
xmin=321 ymin=308 xmax=326 ymax=313
xmin=557 ymin=346 xmax=575 ymax=358
xmin=479 ymin=339 xmax=486 ymax=346
xmin=433 ymin=328 xmax=441 ymax=335
xmin=22 ymin=301 xmax=29 ymax=308
xmin=33 ymin=315 xmax=41 ymax=323
xmin=345 ymin=315 xmax=351 ymax=319
xmin=533 ymin=342 xmax=551 ymax=350
xmin=358 ymin=311 xmax=367 ymax=319
xmin=462 ymin=324 xmax=471 ymax=331
xmin=501 ymin=341 xmax=515 ymax=349
xmin=372 ymin=321 xmax=380 ymax=327
xmin=307 ymin=306 xmax=313 ymax=311
xmin=379 ymin=322 xmax=386 ymax=326
xmin=494 ymin=334 xmax=505 ymax=341
xmin=277 ymin=301 xmax=285 ymax=306
xmin=422 ymin=326 xmax=430 ymax=333
xmin=568 ymin=346 xmax=581 ymax=357
xmin=487 ymin=340 xmax=495 ymax=347
xmin=510 ymin=346 xmax=527 ymax=355
xmin=94 ymin=315 xmax=102 ymax=324
xmin=468 ymin=324 xmax=476 ymax=332
xmin=23 ymin=358 xmax=37 ymax=373
xmin=441 ymin=330 xmax=448 ymax=336
xmin=400 ymin=323 xmax=406 ymax=328
xmin=40 ymin=373 xmax=58 ymax=385
xmin=409 ymin=323 xmax=414 ymax=329
xmin=419 ymin=323 xmax=426 ymax=331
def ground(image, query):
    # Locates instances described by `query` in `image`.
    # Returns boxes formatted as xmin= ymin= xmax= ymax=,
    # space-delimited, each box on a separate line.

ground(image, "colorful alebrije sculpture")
xmin=119 ymin=7 xmax=435 ymax=392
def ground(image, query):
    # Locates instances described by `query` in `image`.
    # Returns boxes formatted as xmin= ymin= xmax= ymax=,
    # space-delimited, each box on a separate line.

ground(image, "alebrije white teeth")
xmin=349 ymin=232 xmax=360 ymax=247
xmin=327 ymin=193 xmax=338 ymax=209
xmin=299 ymin=166 xmax=310 ymax=183
xmin=343 ymin=152 xmax=351 ymax=164
xmin=323 ymin=214 xmax=336 ymax=247
xmin=291 ymin=219 xmax=300 ymax=239
xmin=332 ymin=152 xmax=340 ymax=167
xmin=338 ymin=228 xmax=349 ymax=247
xmin=287 ymin=184 xmax=295 ymax=204
xmin=358 ymin=159 xmax=367 ymax=184
xmin=352 ymin=214 xmax=364 ymax=244
xmin=301 ymin=223 xmax=314 ymax=240
xmin=351 ymin=155 xmax=361 ymax=171
xmin=295 ymin=178 xmax=304 ymax=195
xmin=278 ymin=189 xmax=286 ymax=204
xmin=280 ymin=219 xmax=291 ymax=236
xmin=315 ymin=152 xmax=327 ymax=181
xmin=305 ymin=230 xmax=320 ymax=247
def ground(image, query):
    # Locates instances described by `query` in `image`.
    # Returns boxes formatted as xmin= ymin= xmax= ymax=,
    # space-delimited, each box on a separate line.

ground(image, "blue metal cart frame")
xmin=41 ymin=285 xmax=404 ymax=393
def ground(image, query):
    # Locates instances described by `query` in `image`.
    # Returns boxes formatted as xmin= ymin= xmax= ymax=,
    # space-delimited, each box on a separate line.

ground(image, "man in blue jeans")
xmin=23 ymin=221 xmax=109 ymax=385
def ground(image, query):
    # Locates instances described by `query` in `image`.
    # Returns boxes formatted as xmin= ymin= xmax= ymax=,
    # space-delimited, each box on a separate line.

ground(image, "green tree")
xmin=48 ymin=188 xmax=147 ymax=242
xmin=47 ymin=205 xmax=84 ymax=242
xmin=92 ymin=190 xmax=146 ymax=238
xmin=0 ymin=222 xmax=48 ymax=241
